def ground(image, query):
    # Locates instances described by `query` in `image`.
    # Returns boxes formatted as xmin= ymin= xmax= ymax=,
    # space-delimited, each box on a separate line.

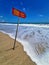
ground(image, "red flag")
xmin=12 ymin=8 xmax=26 ymax=18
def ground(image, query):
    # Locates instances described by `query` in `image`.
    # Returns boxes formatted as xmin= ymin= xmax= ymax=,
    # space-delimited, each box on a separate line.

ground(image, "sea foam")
xmin=0 ymin=24 xmax=49 ymax=65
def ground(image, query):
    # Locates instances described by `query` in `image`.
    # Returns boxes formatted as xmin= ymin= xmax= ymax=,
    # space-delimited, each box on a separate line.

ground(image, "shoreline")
xmin=0 ymin=32 xmax=36 ymax=65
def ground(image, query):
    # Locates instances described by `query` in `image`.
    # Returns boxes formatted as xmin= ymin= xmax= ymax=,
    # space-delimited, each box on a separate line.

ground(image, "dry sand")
xmin=0 ymin=32 xmax=36 ymax=65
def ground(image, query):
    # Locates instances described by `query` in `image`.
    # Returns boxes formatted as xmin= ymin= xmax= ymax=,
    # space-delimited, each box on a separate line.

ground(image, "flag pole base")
xmin=13 ymin=47 xmax=15 ymax=50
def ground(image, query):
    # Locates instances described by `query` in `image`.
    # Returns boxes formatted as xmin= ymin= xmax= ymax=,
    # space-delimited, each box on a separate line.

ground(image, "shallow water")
xmin=0 ymin=24 xmax=49 ymax=65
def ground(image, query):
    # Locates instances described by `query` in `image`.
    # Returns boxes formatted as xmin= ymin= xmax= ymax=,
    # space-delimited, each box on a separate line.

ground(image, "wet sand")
xmin=0 ymin=32 xmax=36 ymax=65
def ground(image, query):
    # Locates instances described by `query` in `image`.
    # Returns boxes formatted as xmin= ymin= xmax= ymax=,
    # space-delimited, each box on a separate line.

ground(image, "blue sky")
xmin=0 ymin=0 xmax=49 ymax=24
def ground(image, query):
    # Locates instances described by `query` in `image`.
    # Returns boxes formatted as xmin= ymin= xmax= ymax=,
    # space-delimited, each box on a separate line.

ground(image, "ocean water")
xmin=0 ymin=24 xmax=49 ymax=65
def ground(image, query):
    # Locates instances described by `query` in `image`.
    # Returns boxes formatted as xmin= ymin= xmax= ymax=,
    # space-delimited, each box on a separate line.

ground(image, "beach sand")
xmin=0 ymin=32 xmax=36 ymax=65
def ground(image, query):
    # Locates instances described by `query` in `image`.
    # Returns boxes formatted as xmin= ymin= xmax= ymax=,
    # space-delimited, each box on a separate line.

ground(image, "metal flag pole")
xmin=13 ymin=17 xmax=20 ymax=50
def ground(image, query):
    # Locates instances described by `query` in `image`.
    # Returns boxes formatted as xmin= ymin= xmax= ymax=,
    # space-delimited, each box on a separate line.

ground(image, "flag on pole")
xmin=12 ymin=8 xmax=26 ymax=18
xmin=12 ymin=8 xmax=26 ymax=50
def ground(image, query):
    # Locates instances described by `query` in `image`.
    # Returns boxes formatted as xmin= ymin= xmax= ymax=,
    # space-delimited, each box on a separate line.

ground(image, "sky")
xmin=0 ymin=0 xmax=49 ymax=24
